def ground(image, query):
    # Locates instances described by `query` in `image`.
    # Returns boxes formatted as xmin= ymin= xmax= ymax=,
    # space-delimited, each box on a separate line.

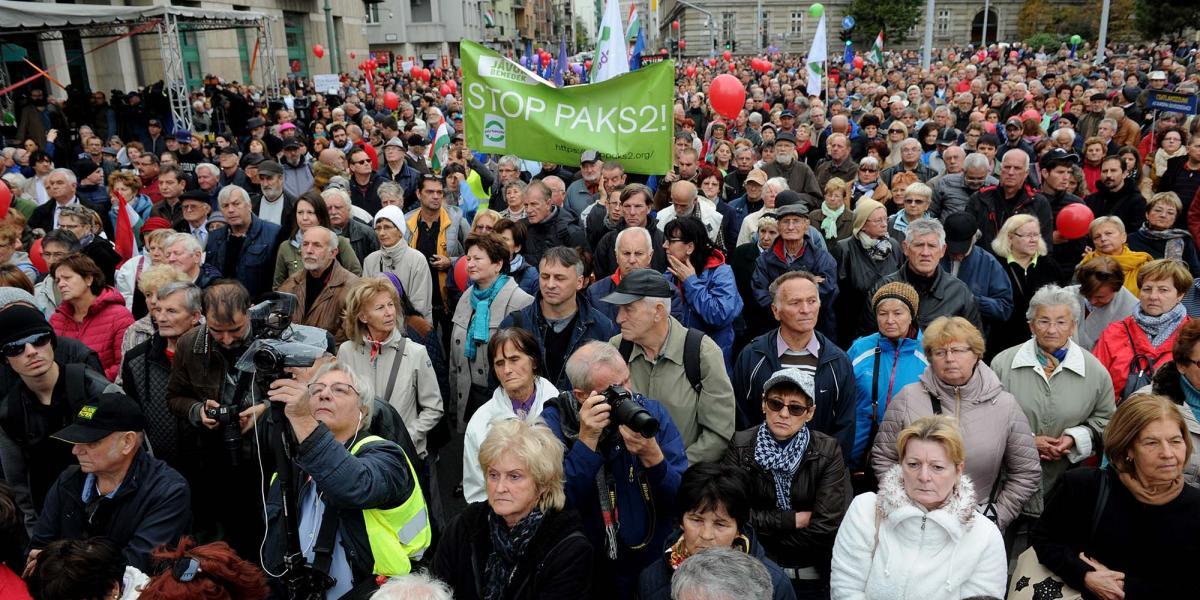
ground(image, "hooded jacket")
xmin=460 ymin=377 xmax=559 ymax=504
xmin=637 ymin=526 xmax=796 ymax=600
xmin=50 ymin=287 xmax=135 ymax=381
xmin=830 ymin=467 xmax=1007 ymax=600
xmin=667 ymin=251 xmax=742 ymax=366
xmin=732 ymin=328 xmax=857 ymax=460
xmin=751 ymin=237 xmax=839 ymax=340
xmin=846 ymin=332 xmax=928 ymax=469
xmin=869 ymin=363 xmax=1040 ymax=530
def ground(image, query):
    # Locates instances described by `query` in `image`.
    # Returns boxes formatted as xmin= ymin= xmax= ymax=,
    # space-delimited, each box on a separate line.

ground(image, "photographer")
xmin=541 ymin=341 xmax=687 ymax=599
xmin=264 ymin=360 xmax=431 ymax=599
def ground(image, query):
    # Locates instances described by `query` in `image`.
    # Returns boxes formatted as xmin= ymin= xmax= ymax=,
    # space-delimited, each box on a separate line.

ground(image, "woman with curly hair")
xmin=139 ymin=537 xmax=268 ymax=600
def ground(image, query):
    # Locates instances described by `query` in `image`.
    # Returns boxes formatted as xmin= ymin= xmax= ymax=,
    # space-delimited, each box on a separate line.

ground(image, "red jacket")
xmin=50 ymin=287 xmax=135 ymax=381
xmin=1093 ymin=314 xmax=1188 ymax=401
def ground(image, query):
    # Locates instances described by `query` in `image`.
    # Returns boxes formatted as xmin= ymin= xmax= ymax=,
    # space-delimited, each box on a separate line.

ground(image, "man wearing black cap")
xmin=252 ymin=160 xmax=295 ymax=237
xmin=280 ymin=136 xmax=314 ymax=199
xmin=216 ymin=146 xmax=249 ymax=190
xmin=405 ymin=133 xmax=431 ymax=174
xmin=939 ymin=211 xmax=1012 ymax=343
xmin=27 ymin=392 xmax=190 ymax=573
xmin=242 ymin=116 xmax=282 ymax=157
xmin=143 ymin=118 xmax=167 ymax=156
xmin=0 ymin=304 xmax=117 ymax=523
xmin=379 ymin=137 xmax=421 ymax=206
xmin=764 ymin=132 xmax=823 ymax=207
xmin=173 ymin=131 xmax=204 ymax=175
xmin=1038 ymin=148 xmax=1088 ymax=278
xmin=751 ymin=197 xmax=839 ymax=340
xmin=601 ymin=268 xmax=733 ymax=464
xmin=70 ymin=160 xmax=113 ymax=233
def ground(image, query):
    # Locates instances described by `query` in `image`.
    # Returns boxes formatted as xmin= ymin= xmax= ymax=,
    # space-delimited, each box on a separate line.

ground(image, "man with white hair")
xmin=203 ymin=185 xmax=281 ymax=298
xmin=542 ymin=175 xmax=567 ymax=209
xmin=194 ymin=162 xmax=221 ymax=206
xmin=163 ymin=232 xmax=221 ymax=288
xmin=930 ymin=152 xmax=997 ymax=218
xmin=28 ymin=168 xmax=113 ymax=236
xmin=277 ymin=226 xmax=360 ymax=341
xmin=881 ymin=138 xmax=937 ymax=187
xmin=372 ymin=572 xmax=454 ymax=600
xmin=966 ymin=150 xmax=1054 ymax=250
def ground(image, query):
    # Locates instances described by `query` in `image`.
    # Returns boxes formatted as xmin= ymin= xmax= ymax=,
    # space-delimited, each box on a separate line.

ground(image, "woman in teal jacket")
xmin=846 ymin=282 xmax=928 ymax=490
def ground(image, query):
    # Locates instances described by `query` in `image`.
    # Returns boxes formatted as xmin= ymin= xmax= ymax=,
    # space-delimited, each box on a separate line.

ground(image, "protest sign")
xmin=1147 ymin=90 xmax=1198 ymax=115
xmin=460 ymin=39 xmax=673 ymax=174
xmin=312 ymin=74 xmax=340 ymax=94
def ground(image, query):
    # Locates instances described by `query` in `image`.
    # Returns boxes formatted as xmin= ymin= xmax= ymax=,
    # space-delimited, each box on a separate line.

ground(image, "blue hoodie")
xmin=666 ymin=251 xmax=743 ymax=368
xmin=846 ymin=332 xmax=929 ymax=469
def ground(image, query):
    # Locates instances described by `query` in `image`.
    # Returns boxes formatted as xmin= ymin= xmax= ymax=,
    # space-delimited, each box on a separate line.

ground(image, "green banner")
xmin=461 ymin=40 xmax=674 ymax=175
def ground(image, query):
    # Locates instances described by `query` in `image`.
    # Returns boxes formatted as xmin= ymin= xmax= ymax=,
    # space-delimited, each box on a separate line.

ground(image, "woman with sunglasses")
xmin=847 ymin=156 xmax=891 ymax=206
xmin=722 ymin=368 xmax=851 ymax=600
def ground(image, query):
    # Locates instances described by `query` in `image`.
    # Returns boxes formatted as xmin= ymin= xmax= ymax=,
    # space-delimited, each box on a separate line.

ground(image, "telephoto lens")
xmin=602 ymin=384 xmax=659 ymax=438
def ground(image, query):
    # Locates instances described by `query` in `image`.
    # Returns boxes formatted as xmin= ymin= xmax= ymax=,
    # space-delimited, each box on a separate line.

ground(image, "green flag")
xmin=461 ymin=39 xmax=673 ymax=174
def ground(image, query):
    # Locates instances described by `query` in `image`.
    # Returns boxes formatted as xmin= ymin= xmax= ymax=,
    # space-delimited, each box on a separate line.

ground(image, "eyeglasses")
xmin=1010 ymin=231 xmax=1041 ymax=240
xmin=764 ymin=398 xmax=813 ymax=417
xmin=2 ymin=332 xmax=53 ymax=358
xmin=904 ymin=197 xmax=929 ymax=205
xmin=1033 ymin=318 xmax=1072 ymax=331
xmin=171 ymin=556 xmax=201 ymax=582
xmin=666 ymin=237 xmax=686 ymax=243
xmin=930 ymin=346 xmax=974 ymax=359
xmin=307 ymin=382 xmax=359 ymax=397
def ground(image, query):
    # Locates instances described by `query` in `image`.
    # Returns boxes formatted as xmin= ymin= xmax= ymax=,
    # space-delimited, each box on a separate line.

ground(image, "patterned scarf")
xmin=465 ymin=274 xmax=510 ymax=360
xmin=857 ymin=232 xmax=892 ymax=261
xmin=1033 ymin=344 xmax=1069 ymax=378
xmin=1133 ymin=302 xmax=1187 ymax=348
xmin=819 ymin=202 xmax=845 ymax=239
xmin=483 ymin=508 xmax=545 ymax=600
xmin=753 ymin=423 xmax=810 ymax=510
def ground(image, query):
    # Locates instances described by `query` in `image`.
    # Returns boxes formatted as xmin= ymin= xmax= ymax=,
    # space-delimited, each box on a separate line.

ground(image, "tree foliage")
xmin=1133 ymin=0 xmax=1200 ymax=39
xmin=846 ymin=0 xmax=923 ymax=46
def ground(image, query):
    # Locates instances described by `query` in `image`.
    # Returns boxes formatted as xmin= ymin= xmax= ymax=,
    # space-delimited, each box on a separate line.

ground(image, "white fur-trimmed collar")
xmin=876 ymin=464 xmax=979 ymax=525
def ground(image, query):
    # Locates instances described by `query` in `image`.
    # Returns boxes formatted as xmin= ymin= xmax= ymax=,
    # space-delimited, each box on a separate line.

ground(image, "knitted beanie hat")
xmin=852 ymin=198 xmax=886 ymax=236
xmin=872 ymin=282 xmax=920 ymax=318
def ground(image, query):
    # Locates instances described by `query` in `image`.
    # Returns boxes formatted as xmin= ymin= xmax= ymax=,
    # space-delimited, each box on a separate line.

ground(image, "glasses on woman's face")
xmin=930 ymin=346 xmax=974 ymax=359
xmin=764 ymin=397 xmax=813 ymax=417
xmin=307 ymin=382 xmax=359 ymax=398
xmin=859 ymin=167 xmax=877 ymax=173
xmin=1010 ymin=231 xmax=1040 ymax=240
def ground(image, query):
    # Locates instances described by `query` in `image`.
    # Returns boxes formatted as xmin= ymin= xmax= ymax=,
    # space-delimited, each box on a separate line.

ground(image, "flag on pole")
xmin=591 ymin=0 xmax=629 ymax=83
xmin=483 ymin=7 xmax=495 ymax=27
xmin=843 ymin=41 xmax=853 ymax=66
xmin=554 ymin=37 xmax=568 ymax=86
xmin=630 ymin=27 xmax=645 ymax=70
xmin=806 ymin=15 xmax=826 ymax=97
xmin=112 ymin=190 xmax=135 ymax=265
xmin=626 ymin=3 xmax=640 ymax=41
xmin=428 ymin=114 xmax=451 ymax=172
xmin=871 ymin=30 xmax=884 ymax=64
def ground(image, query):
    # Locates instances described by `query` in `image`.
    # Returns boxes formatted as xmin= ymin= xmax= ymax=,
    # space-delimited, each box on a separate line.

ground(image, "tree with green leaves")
xmin=1134 ymin=0 xmax=1200 ymax=39
xmin=846 ymin=0 xmax=923 ymax=45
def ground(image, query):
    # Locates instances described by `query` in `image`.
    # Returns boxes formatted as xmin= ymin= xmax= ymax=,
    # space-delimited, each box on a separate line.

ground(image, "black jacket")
xmin=965 ymin=184 xmax=1054 ymax=251
xmin=1084 ymin=182 xmax=1147 ymax=233
xmin=1043 ymin=189 xmax=1088 ymax=281
xmin=860 ymin=264 xmax=982 ymax=335
xmin=251 ymin=189 xmax=297 ymax=247
xmin=337 ymin=217 xmax=381 ymax=264
xmin=830 ymin=235 xmax=902 ymax=346
xmin=722 ymin=429 xmax=851 ymax=572
xmin=29 ymin=449 xmax=192 ymax=572
xmin=350 ymin=173 xmax=386 ymax=216
xmin=592 ymin=215 xmax=669 ymax=280
xmin=433 ymin=502 xmax=593 ymax=600
xmin=121 ymin=334 xmax=195 ymax=471
xmin=521 ymin=207 xmax=585 ymax=267
xmin=637 ymin=526 xmax=796 ymax=600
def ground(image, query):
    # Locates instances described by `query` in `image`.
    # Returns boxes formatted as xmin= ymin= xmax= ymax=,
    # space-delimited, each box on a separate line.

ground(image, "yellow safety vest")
xmin=467 ymin=168 xmax=490 ymax=212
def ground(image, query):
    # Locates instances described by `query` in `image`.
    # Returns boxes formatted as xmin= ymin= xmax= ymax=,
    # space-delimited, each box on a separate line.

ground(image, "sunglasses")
xmin=2 ymin=332 xmax=53 ymax=358
xmin=764 ymin=398 xmax=812 ymax=417
xmin=172 ymin=556 xmax=201 ymax=582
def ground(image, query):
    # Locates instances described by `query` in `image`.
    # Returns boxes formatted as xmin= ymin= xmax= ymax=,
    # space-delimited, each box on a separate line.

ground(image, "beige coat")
xmin=361 ymin=243 xmax=434 ymax=322
xmin=450 ymin=277 xmax=534 ymax=430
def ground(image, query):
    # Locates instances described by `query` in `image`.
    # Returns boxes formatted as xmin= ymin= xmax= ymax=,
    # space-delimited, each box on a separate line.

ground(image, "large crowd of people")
xmin=0 ymin=36 xmax=1199 ymax=600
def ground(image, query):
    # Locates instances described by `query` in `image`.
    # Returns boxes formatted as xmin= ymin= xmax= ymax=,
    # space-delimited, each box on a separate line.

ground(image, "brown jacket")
xmin=277 ymin=261 xmax=360 ymax=344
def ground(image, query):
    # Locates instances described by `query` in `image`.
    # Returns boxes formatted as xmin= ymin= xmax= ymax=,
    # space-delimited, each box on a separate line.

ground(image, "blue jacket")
xmin=666 ymin=255 xmax=743 ymax=368
xmin=940 ymin=248 xmax=1013 ymax=327
xmin=728 ymin=193 xmax=760 ymax=231
xmin=846 ymin=332 xmax=929 ymax=469
xmin=587 ymin=273 xmax=619 ymax=323
xmin=542 ymin=394 xmax=687 ymax=598
xmin=732 ymin=328 xmax=857 ymax=460
xmin=637 ymin=527 xmax=796 ymax=600
xmin=203 ymin=215 xmax=281 ymax=299
xmin=751 ymin=238 xmax=839 ymax=340
xmin=500 ymin=293 xmax=617 ymax=391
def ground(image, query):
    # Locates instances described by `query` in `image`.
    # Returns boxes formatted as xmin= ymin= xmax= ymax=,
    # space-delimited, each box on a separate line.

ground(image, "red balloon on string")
xmin=349 ymin=51 xmax=357 ymax=60
xmin=421 ymin=68 xmax=431 ymax=81
xmin=439 ymin=83 xmax=451 ymax=97
xmin=312 ymin=44 xmax=325 ymax=59
xmin=384 ymin=91 xmax=400 ymax=110
xmin=686 ymin=65 xmax=697 ymax=77
xmin=853 ymin=56 xmax=864 ymax=69
xmin=723 ymin=50 xmax=732 ymax=62
xmin=709 ymin=73 xmax=745 ymax=119
xmin=678 ymin=40 xmax=686 ymax=50
xmin=1056 ymin=203 xmax=1095 ymax=240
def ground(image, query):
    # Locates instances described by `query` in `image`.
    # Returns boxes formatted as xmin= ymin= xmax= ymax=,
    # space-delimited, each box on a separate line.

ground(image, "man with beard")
xmin=762 ymin=133 xmax=822 ymax=208
xmin=1084 ymin=155 xmax=1147 ymax=233
xmin=277 ymin=226 xmax=360 ymax=342
xmin=1038 ymin=149 xmax=1088 ymax=280
xmin=565 ymin=150 xmax=603 ymax=218
xmin=931 ymin=153 xmax=997 ymax=218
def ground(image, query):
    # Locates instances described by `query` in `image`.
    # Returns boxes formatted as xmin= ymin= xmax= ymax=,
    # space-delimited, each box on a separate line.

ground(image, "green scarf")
xmin=820 ymin=202 xmax=845 ymax=239
xmin=466 ymin=275 xmax=510 ymax=360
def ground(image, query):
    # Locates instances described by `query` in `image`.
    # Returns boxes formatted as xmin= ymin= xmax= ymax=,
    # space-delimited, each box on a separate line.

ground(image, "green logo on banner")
xmin=483 ymin=115 xmax=506 ymax=147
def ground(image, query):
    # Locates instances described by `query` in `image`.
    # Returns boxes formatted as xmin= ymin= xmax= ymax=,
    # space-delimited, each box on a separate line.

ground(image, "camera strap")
xmin=311 ymin=503 xmax=342 ymax=578
xmin=380 ymin=336 xmax=408 ymax=406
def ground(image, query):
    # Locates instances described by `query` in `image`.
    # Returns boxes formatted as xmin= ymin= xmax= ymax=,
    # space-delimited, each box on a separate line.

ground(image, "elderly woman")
xmin=264 ymin=361 xmax=431 ymax=593
xmin=871 ymin=316 xmax=1040 ymax=530
xmin=364 ymin=205 xmax=433 ymax=321
xmin=831 ymin=198 xmax=901 ymax=347
xmin=50 ymin=253 xmax=134 ymax=381
xmin=1027 ymin=394 xmax=1200 ymax=599
xmin=1094 ymin=259 xmax=1192 ymax=401
xmin=1080 ymin=216 xmax=1152 ymax=296
xmin=1145 ymin=319 xmax=1200 ymax=485
xmin=722 ymin=368 xmax=851 ymax=599
xmin=990 ymin=213 xmax=1065 ymax=353
xmin=461 ymin=328 xmax=559 ymax=503
xmin=846 ymin=283 xmax=928 ymax=487
xmin=886 ymin=180 xmax=930 ymax=243
xmin=664 ymin=216 xmax=742 ymax=366
xmin=1127 ymin=192 xmax=1200 ymax=272
xmin=338 ymin=278 xmax=442 ymax=461
xmin=992 ymin=285 xmax=1116 ymax=519
xmin=434 ymin=419 xmax=592 ymax=600
xmin=848 ymin=156 xmax=891 ymax=206
xmin=118 ymin=264 xmax=191 ymax=369
xmin=272 ymin=192 xmax=362 ymax=288
xmin=738 ymin=177 xmax=787 ymax=246
xmin=452 ymin=232 xmax=535 ymax=430
xmin=809 ymin=178 xmax=853 ymax=243
xmin=833 ymin=415 xmax=1008 ymax=599
xmin=498 ymin=180 xmax=526 ymax=221
xmin=1070 ymin=256 xmax=1139 ymax=350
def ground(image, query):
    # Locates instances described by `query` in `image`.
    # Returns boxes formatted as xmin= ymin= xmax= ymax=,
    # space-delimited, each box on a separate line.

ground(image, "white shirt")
xmin=51 ymin=198 xmax=80 ymax=230
xmin=257 ymin=193 xmax=286 ymax=226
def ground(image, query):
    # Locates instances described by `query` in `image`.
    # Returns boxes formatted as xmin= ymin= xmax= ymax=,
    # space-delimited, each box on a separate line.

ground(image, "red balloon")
xmin=439 ymin=83 xmax=451 ymax=97
xmin=383 ymin=91 xmax=400 ymax=110
xmin=367 ymin=59 xmax=378 ymax=70
xmin=1056 ymin=203 xmax=1095 ymax=240
xmin=853 ymin=56 xmax=864 ymax=69
xmin=433 ymin=67 xmax=443 ymax=78
xmin=672 ymin=20 xmax=680 ymax=30
xmin=727 ymin=62 xmax=736 ymax=72
xmin=678 ymin=40 xmax=686 ymax=50
xmin=750 ymin=58 xmax=761 ymax=71
xmin=540 ymin=54 xmax=550 ymax=68
xmin=421 ymin=68 xmax=431 ymax=81
xmin=709 ymin=73 xmax=746 ymax=120
xmin=312 ymin=44 xmax=325 ymax=59
xmin=763 ymin=101 xmax=771 ymax=111
xmin=1009 ymin=50 xmax=1019 ymax=59
xmin=29 ymin=238 xmax=47 ymax=274
xmin=0 ymin=180 xmax=10 ymax=219
xmin=685 ymin=65 xmax=697 ymax=77
xmin=411 ymin=66 xmax=422 ymax=79
xmin=584 ymin=60 xmax=592 ymax=71
xmin=722 ymin=50 xmax=732 ymax=62
xmin=447 ymin=80 xmax=457 ymax=92
xmin=453 ymin=256 xmax=468 ymax=293
xmin=349 ymin=51 xmax=357 ymax=60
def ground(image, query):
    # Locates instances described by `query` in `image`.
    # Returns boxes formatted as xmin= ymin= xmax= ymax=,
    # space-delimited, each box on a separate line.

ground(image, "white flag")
xmin=591 ymin=0 xmax=629 ymax=83
xmin=806 ymin=15 xmax=827 ymax=97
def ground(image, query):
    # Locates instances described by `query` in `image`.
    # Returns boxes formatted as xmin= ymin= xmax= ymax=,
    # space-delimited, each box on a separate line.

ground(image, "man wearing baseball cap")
xmin=750 ymin=195 xmax=839 ymax=340
xmin=27 ymin=392 xmax=190 ymax=572
xmin=603 ymin=268 xmax=735 ymax=464
xmin=1037 ymin=148 xmax=1087 ymax=280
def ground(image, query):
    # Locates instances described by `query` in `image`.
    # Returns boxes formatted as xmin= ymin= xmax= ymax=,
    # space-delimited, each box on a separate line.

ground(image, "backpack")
xmin=618 ymin=327 xmax=706 ymax=394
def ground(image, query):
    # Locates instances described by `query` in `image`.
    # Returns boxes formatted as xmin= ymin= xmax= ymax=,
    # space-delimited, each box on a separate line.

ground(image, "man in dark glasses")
xmin=0 ymin=302 xmax=117 ymax=525
xmin=27 ymin=392 xmax=190 ymax=573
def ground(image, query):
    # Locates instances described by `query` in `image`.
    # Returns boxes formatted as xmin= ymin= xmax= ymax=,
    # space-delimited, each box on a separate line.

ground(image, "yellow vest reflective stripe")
xmin=349 ymin=435 xmax=431 ymax=576
xmin=467 ymin=168 xmax=489 ymax=211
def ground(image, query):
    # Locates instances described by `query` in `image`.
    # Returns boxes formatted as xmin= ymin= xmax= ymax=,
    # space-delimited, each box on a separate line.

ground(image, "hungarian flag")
xmin=625 ymin=4 xmax=640 ymax=42
xmin=112 ymin=190 xmax=135 ymax=266
xmin=427 ymin=117 xmax=451 ymax=172
xmin=871 ymin=30 xmax=885 ymax=64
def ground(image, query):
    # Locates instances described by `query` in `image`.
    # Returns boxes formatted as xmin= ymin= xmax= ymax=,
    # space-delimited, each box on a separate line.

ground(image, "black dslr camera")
xmin=602 ymin=385 xmax=659 ymax=438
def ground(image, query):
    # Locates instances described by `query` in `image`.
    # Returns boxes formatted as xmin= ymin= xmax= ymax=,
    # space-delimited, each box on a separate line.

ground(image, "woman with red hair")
xmin=139 ymin=538 xmax=268 ymax=600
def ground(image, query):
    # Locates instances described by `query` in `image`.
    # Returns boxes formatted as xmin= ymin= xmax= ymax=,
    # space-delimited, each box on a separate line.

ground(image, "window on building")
xmin=937 ymin=9 xmax=951 ymax=36
xmin=411 ymin=0 xmax=432 ymax=22
xmin=365 ymin=2 xmax=380 ymax=24
xmin=790 ymin=11 xmax=803 ymax=35
xmin=721 ymin=12 xmax=735 ymax=42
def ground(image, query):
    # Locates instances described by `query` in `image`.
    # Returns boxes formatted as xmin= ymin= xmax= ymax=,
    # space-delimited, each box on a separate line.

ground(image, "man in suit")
xmin=29 ymin=168 xmax=113 ymax=237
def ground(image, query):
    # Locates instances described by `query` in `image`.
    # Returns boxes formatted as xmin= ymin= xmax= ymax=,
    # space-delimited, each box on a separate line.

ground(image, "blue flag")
xmin=844 ymin=42 xmax=854 ymax=66
xmin=630 ymin=28 xmax=645 ymax=71
xmin=555 ymin=38 xmax=567 ymax=86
